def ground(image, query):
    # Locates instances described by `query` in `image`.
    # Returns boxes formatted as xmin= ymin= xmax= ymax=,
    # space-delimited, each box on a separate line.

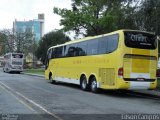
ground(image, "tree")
xmin=134 ymin=0 xmax=160 ymax=53
xmin=53 ymin=0 xmax=138 ymax=36
xmin=35 ymin=30 xmax=71 ymax=64
xmin=137 ymin=0 xmax=160 ymax=36
xmin=0 ymin=29 xmax=36 ymax=56
xmin=15 ymin=31 xmax=35 ymax=55
xmin=0 ymin=29 xmax=15 ymax=55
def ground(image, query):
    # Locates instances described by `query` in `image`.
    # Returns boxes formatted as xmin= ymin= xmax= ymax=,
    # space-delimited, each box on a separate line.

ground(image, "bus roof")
xmin=48 ymin=29 xmax=155 ymax=50
xmin=122 ymin=29 xmax=155 ymax=34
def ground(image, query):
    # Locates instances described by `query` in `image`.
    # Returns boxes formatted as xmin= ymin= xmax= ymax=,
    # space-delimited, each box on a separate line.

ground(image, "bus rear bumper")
xmin=128 ymin=81 xmax=151 ymax=90
xmin=9 ymin=68 xmax=23 ymax=72
xmin=119 ymin=81 xmax=157 ymax=90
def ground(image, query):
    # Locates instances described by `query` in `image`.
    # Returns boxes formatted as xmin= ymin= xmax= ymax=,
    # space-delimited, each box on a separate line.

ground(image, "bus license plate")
xmin=137 ymin=78 xmax=144 ymax=81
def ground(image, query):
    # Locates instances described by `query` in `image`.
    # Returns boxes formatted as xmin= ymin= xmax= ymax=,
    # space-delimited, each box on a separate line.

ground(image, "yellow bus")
xmin=45 ymin=30 xmax=158 ymax=92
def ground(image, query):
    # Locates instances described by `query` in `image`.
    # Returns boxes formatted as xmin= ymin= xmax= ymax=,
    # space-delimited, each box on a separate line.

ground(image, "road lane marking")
xmin=0 ymin=84 xmax=36 ymax=112
xmin=0 ymin=81 xmax=63 ymax=120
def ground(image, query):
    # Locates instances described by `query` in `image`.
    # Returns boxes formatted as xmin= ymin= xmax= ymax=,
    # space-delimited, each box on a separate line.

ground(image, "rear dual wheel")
xmin=90 ymin=77 xmax=98 ymax=93
xmin=80 ymin=76 xmax=98 ymax=93
xmin=80 ymin=76 xmax=89 ymax=91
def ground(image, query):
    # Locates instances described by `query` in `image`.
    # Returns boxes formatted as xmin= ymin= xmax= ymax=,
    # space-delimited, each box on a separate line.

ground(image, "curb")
xmin=136 ymin=89 xmax=160 ymax=94
xmin=21 ymin=72 xmax=45 ymax=77
xmin=132 ymin=90 xmax=160 ymax=98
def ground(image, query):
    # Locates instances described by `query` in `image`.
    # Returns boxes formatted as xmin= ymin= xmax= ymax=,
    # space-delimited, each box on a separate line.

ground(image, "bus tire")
xmin=90 ymin=76 xmax=98 ymax=93
xmin=80 ymin=75 xmax=88 ymax=91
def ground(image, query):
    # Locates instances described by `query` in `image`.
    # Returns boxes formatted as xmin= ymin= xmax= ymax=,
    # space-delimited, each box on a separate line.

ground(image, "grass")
xmin=23 ymin=68 xmax=44 ymax=75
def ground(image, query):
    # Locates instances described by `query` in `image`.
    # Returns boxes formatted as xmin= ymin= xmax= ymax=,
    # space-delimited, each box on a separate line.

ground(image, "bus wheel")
xmin=49 ymin=75 xmax=56 ymax=84
xmin=80 ymin=76 xmax=88 ymax=91
xmin=90 ymin=77 xmax=98 ymax=93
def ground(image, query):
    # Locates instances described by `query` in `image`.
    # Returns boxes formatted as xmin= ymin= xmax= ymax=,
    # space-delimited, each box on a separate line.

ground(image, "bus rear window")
xmin=12 ymin=54 xmax=23 ymax=58
xmin=124 ymin=31 xmax=157 ymax=49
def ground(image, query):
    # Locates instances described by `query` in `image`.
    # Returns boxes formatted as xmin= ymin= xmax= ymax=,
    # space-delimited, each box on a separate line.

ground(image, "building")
xmin=13 ymin=14 xmax=44 ymax=65
xmin=13 ymin=14 xmax=44 ymax=42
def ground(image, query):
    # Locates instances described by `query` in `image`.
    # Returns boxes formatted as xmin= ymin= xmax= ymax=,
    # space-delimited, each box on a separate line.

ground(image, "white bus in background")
xmin=3 ymin=53 xmax=24 ymax=73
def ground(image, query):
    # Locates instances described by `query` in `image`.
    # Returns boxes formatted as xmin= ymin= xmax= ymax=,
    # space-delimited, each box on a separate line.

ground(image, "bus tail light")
xmin=118 ymin=67 xmax=123 ymax=77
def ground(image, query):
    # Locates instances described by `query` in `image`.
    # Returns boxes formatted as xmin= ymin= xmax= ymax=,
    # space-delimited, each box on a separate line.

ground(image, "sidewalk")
xmin=22 ymin=72 xmax=160 ymax=98
xmin=132 ymin=89 xmax=160 ymax=98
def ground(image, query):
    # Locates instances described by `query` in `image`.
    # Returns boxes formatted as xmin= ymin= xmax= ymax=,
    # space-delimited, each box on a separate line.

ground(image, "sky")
xmin=0 ymin=0 xmax=72 ymax=34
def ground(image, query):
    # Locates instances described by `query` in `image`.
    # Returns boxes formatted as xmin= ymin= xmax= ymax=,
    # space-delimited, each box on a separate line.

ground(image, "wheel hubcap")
xmin=82 ymin=79 xmax=86 ymax=89
xmin=91 ymin=80 xmax=97 ymax=91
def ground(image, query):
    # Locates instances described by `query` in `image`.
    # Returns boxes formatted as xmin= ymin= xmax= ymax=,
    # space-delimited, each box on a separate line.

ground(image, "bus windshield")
xmin=12 ymin=54 xmax=23 ymax=58
xmin=12 ymin=54 xmax=23 ymax=65
xmin=124 ymin=31 xmax=157 ymax=49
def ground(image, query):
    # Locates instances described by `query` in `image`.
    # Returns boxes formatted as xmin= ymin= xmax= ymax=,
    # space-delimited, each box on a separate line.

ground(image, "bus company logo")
xmin=15 ymin=55 xmax=20 ymax=58
xmin=130 ymin=34 xmax=148 ymax=43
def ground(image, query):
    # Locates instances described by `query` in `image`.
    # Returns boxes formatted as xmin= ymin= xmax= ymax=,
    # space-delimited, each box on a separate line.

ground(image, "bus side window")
xmin=55 ymin=47 xmax=63 ymax=58
xmin=98 ymin=37 xmax=107 ymax=54
xmin=107 ymin=34 xmax=119 ymax=53
xmin=77 ymin=42 xmax=87 ymax=56
xmin=68 ymin=47 xmax=75 ymax=57
xmin=63 ymin=46 xmax=66 ymax=57
xmin=87 ymin=39 xmax=98 ymax=55
xmin=51 ymin=48 xmax=55 ymax=59
xmin=65 ymin=44 xmax=77 ymax=57
xmin=64 ymin=45 xmax=69 ymax=57
xmin=69 ymin=44 xmax=77 ymax=57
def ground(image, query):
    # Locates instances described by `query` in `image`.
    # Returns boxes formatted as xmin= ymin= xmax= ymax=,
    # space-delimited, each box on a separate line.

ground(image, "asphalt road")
xmin=0 ymin=68 xmax=160 ymax=120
